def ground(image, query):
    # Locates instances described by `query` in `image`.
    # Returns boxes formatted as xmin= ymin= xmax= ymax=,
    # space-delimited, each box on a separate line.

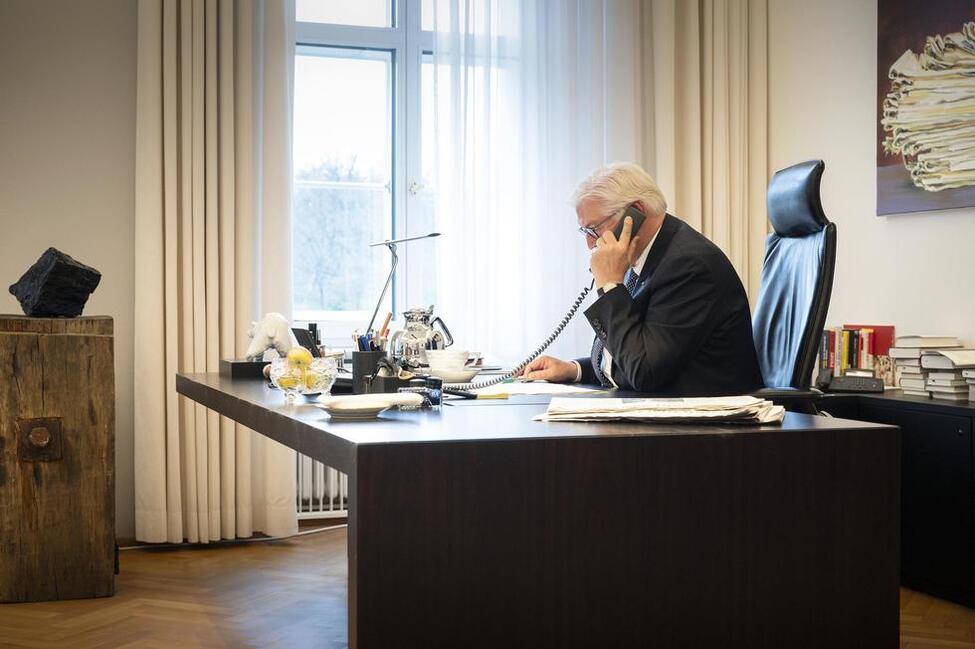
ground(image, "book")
xmin=845 ymin=324 xmax=895 ymax=355
xmin=898 ymin=365 xmax=924 ymax=374
xmin=841 ymin=330 xmax=850 ymax=373
xmin=927 ymin=384 xmax=969 ymax=394
xmin=920 ymin=349 xmax=975 ymax=370
xmin=902 ymin=389 xmax=930 ymax=398
xmin=964 ymin=369 xmax=975 ymax=379
xmin=931 ymin=392 xmax=970 ymax=402
xmin=894 ymin=335 xmax=961 ymax=348
xmin=900 ymin=378 xmax=927 ymax=390
xmin=971 ymin=385 xmax=975 ymax=401
xmin=926 ymin=379 xmax=968 ymax=387
xmin=928 ymin=371 xmax=964 ymax=380
xmin=890 ymin=347 xmax=923 ymax=359
xmin=895 ymin=358 xmax=921 ymax=367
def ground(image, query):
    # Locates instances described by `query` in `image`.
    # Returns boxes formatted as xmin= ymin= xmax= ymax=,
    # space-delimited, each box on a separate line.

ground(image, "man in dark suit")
xmin=521 ymin=163 xmax=764 ymax=396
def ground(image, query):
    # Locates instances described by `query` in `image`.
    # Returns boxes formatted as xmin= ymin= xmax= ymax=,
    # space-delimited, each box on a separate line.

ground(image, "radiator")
xmin=296 ymin=454 xmax=348 ymax=520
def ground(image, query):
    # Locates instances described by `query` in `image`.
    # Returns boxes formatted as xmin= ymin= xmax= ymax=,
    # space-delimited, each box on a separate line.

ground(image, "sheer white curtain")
xmin=430 ymin=1 xmax=654 ymax=363
xmin=134 ymin=0 xmax=298 ymax=543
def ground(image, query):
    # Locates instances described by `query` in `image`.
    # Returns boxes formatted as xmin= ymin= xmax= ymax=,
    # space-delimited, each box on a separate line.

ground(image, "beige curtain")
xmin=648 ymin=0 xmax=769 ymax=298
xmin=133 ymin=0 xmax=297 ymax=543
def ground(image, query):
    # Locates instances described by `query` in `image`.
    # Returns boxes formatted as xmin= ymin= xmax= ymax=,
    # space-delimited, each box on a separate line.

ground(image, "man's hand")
xmin=590 ymin=216 xmax=641 ymax=287
xmin=518 ymin=355 xmax=578 ymax=382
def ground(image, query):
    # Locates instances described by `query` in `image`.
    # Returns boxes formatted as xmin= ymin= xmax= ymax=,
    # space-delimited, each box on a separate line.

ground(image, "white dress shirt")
xmin=573 ymin=227 xmax=659 ymax=385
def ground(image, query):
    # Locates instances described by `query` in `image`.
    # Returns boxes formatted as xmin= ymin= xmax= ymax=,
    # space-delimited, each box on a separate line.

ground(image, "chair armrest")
xmin=752 ymin=387 xmax=824 ymax=414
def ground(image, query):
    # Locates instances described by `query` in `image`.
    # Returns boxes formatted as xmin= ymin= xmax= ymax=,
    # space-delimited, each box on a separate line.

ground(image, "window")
xmin=293 ymin=1 xmax=436 ymax=344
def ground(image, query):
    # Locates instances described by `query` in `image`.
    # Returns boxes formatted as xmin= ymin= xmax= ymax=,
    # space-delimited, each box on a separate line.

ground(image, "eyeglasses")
xmin=577 ymin=208 xmax=622 ymax=239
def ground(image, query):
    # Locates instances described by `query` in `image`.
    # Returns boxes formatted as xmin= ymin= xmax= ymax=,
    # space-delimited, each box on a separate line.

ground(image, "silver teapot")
xmin=389 ymin=305 xmax=454 ymax=367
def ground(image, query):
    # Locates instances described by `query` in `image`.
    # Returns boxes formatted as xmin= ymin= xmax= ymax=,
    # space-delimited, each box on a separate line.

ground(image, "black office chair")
xmin=751 ymin=160 xmax=836 ymax=414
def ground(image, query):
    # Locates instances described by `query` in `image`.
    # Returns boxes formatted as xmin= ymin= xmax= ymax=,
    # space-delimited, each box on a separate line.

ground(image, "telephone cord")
xmin=445 ymin=282 xmax=593 ymax=391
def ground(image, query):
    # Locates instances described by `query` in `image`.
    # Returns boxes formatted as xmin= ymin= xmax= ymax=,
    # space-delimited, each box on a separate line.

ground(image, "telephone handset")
xmin=614 ymin=204 xmax=647 ymax=240
xmin=447 ymin=204 xmax=646 ymax=390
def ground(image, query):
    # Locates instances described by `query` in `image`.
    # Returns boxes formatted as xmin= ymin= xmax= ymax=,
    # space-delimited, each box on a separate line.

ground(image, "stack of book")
xmin=818 ymin=324 xmax=895 ymax=384
xmin=966 ymin=370 xmax=975 ymax=401
xmin=921 ymin=348 xmax=975 ymax=401
xmin=889 ymin=335 xmax=962 ymax=398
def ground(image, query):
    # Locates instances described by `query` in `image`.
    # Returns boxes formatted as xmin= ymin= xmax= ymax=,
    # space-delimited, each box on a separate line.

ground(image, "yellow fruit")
xmin=304 ymin=370 xmax=322 ymax=391
xmin=276 ymin=375 xmax=299 ymax=390
xmin=287 ymin=347 xmax=313 ymax=368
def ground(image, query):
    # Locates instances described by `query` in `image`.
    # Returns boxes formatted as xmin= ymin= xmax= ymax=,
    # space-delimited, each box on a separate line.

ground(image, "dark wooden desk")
xmin=177 ymin=373 xmax=900 ymax=649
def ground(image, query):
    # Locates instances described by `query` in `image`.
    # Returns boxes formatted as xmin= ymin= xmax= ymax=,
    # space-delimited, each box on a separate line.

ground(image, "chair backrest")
xmin=752 ymin=160 xmax=836 ymax=389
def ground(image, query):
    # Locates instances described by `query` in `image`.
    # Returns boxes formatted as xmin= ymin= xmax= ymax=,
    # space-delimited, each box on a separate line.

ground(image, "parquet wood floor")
xmin=2 ymin=527 xmax=974 ymax=648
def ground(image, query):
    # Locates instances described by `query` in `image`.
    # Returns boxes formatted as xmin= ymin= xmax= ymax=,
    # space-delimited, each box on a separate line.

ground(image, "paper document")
xmin=473 ymin=382 xmax=606 ymax=396
xmin=534 ymin=396 xmax=785 ymax=425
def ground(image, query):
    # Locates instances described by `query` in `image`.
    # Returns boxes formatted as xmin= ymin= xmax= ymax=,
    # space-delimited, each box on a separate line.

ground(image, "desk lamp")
xmin=365 ymin=232 xmax=440 ymax=334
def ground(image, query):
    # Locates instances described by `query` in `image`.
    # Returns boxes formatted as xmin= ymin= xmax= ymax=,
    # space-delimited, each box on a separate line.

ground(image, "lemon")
xmin=304 ymin=370 xmax=322 ymax=391
xmin=287 ymin=347 xmax=313 ymax=368
xmin=276 ymin=375 xmax=299 ymax=390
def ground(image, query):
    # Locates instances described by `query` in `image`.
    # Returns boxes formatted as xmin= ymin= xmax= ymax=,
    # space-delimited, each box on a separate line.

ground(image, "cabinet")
xmin=861 ymin=404 xmax=972 ymax=596
xmin=829 ymin=392 xmax=975 ymax=606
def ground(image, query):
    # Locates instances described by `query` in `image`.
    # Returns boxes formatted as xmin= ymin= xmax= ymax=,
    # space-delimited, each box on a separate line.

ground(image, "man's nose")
xmin=586 ymin=234 xmax=597 ymax=250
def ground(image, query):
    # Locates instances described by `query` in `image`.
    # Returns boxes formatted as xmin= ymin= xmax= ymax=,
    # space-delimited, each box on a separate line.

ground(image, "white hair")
xmin=572 ymin=162 xmax=667 ymax=218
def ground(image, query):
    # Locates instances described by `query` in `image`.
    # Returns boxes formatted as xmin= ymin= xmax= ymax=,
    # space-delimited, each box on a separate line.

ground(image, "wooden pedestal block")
xmin=0 ymin=315 xmax=116 ymax=602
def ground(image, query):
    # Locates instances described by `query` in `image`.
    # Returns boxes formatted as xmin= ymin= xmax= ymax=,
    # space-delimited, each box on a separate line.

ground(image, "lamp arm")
xmin=366 ymin=242 xmax=398 ymax=334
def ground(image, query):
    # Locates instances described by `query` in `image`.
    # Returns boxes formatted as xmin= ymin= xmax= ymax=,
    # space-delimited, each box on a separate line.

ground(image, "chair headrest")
xmin=767 ymin=160 xmax=828 ymax=237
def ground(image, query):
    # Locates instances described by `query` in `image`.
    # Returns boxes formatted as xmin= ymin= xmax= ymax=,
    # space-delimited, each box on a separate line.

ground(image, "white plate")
xmin=427 ymin=367 xmax=482 ymax=383
xmin=314 ymin=392 xmax=424 ymax=421
xmin=318 ymin=398 xmax=391 ymax=421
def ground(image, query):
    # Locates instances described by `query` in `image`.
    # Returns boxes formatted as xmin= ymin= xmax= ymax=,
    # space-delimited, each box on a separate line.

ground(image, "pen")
xmin=444 ymin=388 xmax=478 ymax=399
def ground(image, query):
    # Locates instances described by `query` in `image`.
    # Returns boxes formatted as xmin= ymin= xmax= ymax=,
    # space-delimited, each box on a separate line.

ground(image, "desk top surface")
xmin=177 ymin=373 xmax=896 ymax=451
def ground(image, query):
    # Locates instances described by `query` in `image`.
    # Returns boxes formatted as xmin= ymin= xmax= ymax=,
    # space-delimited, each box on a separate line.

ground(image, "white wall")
xmin=0 ymin=1 xmax=137 ymax=538
xmin=769 ymin=0 xmax=975 ymax=341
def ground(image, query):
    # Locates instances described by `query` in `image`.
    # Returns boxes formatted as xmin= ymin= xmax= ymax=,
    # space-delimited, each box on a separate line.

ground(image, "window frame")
xmin=294 ymin=0 xmax=434 ymax=346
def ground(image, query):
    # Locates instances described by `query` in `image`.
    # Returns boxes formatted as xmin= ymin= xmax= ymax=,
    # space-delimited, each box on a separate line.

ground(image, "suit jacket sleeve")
xmin=583 ymin=258 xmax=717 ymax=392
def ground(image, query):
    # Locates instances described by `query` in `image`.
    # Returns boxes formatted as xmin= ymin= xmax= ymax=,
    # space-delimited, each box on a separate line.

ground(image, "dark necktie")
xmin=590 ymin=269 xmax=639 ymax=386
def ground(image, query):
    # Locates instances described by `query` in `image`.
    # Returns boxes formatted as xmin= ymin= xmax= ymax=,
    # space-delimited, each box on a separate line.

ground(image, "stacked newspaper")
xmin=534 ymin=396 xmax=785 ymax=425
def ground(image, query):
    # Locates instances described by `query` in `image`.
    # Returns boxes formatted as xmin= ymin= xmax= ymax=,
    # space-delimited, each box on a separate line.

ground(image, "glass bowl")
xmin=269 ymin=356 xmax=337 ymax=404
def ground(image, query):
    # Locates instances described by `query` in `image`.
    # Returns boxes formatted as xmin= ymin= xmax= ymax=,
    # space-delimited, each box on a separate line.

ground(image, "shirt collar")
xmin=632 ymin=225 xmax=659 ymax=276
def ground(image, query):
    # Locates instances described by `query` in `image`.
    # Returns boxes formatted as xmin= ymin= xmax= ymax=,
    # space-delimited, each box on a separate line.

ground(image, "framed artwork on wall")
xmin=877 ymin=0 xmax=975 ymax=215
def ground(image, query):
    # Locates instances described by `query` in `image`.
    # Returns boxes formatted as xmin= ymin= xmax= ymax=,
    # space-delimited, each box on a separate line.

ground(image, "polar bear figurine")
xmin=244 ymin=312 xmax=293 ymax=360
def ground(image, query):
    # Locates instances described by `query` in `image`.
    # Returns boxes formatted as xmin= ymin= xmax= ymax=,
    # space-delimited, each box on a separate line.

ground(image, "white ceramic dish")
xmin=318 ymin=398 xmax=391 ymax=421
xmin=314 ymin=393 xmax=424 ymax=421
xmin=427 ymin=366 xmax=482 ymax=383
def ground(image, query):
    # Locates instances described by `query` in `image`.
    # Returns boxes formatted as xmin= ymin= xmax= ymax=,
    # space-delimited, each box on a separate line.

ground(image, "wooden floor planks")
xmin=1 ymin=527 xmax=973 ymax=648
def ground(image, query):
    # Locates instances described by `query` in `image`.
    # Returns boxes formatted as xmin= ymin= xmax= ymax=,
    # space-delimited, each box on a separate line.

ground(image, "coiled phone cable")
xmin=445 ymin=281 xmax=594 ymax=391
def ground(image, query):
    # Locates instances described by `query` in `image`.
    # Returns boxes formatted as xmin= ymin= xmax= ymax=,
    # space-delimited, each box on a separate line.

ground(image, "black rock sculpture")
xmin=9 ymin=248 xmax=102 ymax=317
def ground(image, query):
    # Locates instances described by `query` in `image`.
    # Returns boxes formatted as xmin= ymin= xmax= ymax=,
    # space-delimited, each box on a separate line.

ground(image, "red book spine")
xmin=828 ymin=330 xmax=836 ymax=369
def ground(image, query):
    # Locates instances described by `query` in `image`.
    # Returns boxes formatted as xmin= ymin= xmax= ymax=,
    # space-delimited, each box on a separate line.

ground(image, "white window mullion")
xmin=399 ymin=0 xmax=424 ymax=312
xmin=390 ymin=1 xmax=409 ymax=318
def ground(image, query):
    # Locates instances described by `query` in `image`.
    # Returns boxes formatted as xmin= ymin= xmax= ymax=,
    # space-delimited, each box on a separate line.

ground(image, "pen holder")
xmin=352 ymin=350 xmax=386 ymax=394
xmin=366 ymin=375 xmax=413 ymax=395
